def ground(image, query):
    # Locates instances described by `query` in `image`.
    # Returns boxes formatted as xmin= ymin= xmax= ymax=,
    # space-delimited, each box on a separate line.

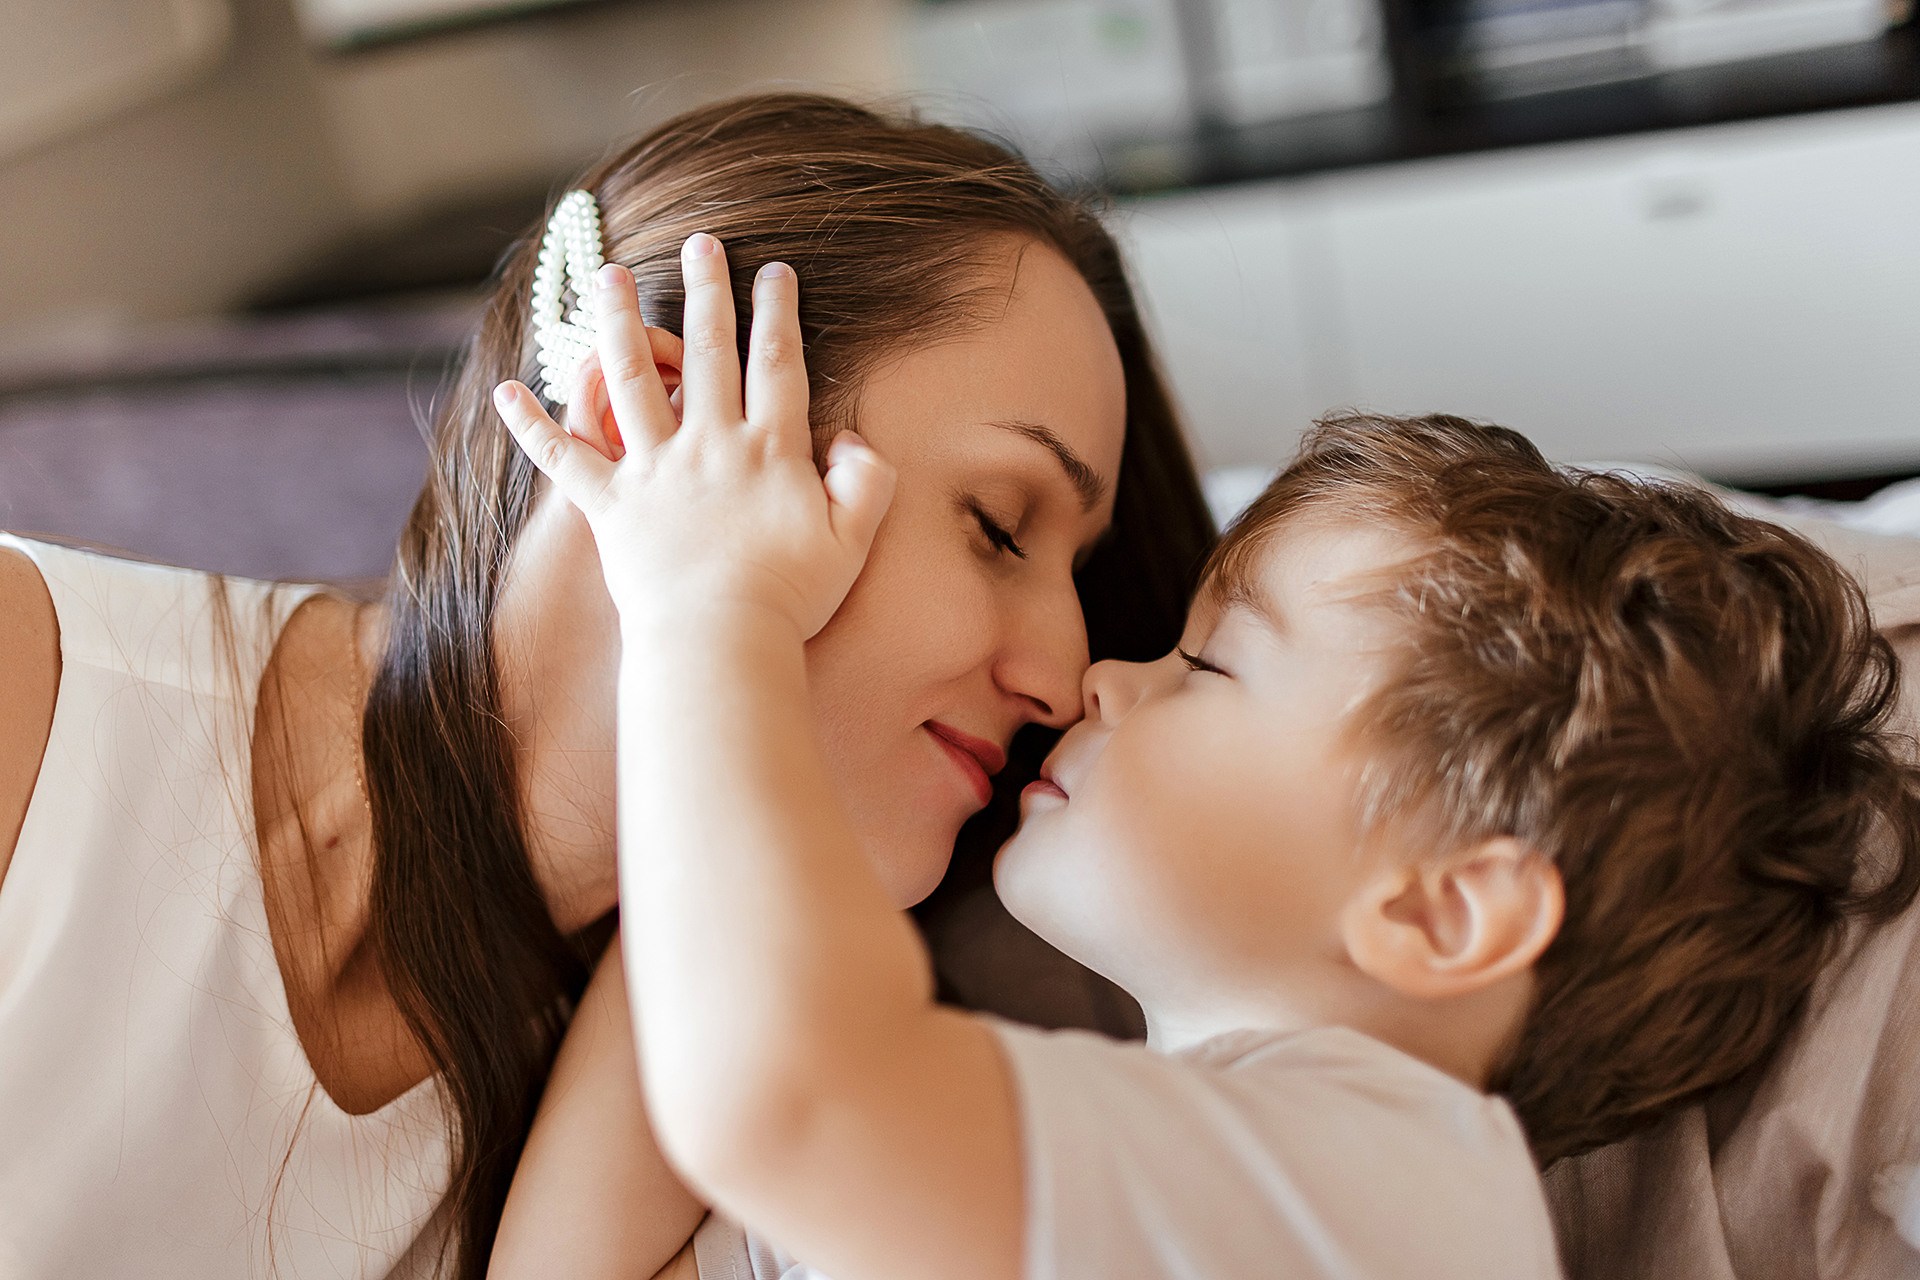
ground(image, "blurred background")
xmin=3 ymin=0 xmax=1920 ymax=585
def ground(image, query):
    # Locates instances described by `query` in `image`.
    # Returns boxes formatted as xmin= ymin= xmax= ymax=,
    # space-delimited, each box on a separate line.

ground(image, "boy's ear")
xmin=562 ymin=327 xmax=687 ymax=461
xmin=1340 ymin=837 xmax=1563 ymax=1001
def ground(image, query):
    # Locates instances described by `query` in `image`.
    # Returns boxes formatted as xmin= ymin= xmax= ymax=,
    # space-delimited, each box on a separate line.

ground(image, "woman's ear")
xmin=1340 ymin=837 xmax=1563 ymax=1001
xmin=563 ymin=327 xmax=687 ymax=461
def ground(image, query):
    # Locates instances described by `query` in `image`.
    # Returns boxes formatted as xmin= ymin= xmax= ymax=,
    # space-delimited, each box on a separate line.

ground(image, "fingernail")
xmin=756 ymin=261 xmax=792 ymax=283
xmin=595 ymin=262 xmax=623 ymax=292
xmin=685 ymin=233 xmax=719 ymax=259
xmin=492 ymin=382 xmax=516 ymax=410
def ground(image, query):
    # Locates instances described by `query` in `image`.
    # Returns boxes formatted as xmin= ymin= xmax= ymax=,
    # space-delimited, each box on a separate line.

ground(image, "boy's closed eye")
xmin=1176 ymin=648 xmax=1228 ymax=677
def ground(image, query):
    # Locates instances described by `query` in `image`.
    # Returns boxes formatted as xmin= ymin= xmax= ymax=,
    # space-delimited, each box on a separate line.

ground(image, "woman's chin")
xmin=872 ymin=827 xmax=959 ymax=909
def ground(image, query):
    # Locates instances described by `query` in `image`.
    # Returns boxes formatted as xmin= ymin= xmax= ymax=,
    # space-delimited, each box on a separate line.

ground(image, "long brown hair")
xmin=361 ymin=93 xmax=1215 ymax=1276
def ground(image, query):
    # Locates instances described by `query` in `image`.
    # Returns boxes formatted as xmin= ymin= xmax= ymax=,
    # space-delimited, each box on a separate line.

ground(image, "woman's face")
xmin=806 ymin=241 xmax=1126 ymax=905
xmin=502 ymin=239 xmax=1125 ymax=921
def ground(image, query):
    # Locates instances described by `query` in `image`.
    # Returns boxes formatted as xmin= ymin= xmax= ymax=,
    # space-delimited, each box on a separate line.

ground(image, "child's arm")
xmin=493 ymin=240 xmax=1024 ymax=1280
xmin=488 ymin=933 xmax=707 ymax=1280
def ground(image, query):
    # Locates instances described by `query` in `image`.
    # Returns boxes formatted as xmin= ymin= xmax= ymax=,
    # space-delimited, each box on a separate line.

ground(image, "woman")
xmin=0 ymin=94 xmax=1214 ymax=1278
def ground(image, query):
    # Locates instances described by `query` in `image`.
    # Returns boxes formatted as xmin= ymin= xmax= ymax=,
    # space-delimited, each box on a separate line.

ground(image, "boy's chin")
xmin=992 ymin=834 xmax=1077 ymax=950
xmin=994 ymin=833 xmax=1150 ymax=998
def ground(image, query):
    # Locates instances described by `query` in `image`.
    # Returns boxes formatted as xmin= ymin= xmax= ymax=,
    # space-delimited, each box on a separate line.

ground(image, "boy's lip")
xmin=1028 ymin=763 xmax=1068 ymax=800
xmin=1035 ymin=722 xmax=1096 ymax=798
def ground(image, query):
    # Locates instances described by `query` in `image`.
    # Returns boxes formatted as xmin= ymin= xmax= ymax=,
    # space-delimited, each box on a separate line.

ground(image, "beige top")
xmin=0 ymin=536 xmax=450 ymax=1279
xmin=694 ymin=1020 xmax=1562 ymax=1280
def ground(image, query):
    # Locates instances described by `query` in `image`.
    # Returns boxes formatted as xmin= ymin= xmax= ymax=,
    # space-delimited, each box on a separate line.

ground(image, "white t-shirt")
xmin=692 ymin=1020 xmax=1563 ymax=1280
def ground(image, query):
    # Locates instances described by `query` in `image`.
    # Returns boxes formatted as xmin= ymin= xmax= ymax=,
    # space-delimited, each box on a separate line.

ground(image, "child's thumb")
xmin=822 ymin=431 xmax=895 ymax=555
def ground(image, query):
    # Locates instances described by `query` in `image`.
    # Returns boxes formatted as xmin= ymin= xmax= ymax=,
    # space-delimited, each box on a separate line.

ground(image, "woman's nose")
xmin=994 ymin=580 xmax=1092 ymax=730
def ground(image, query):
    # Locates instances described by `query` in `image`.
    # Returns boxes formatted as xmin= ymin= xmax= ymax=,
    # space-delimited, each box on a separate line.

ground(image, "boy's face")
xmin=995 ymin=519 xmax=1417 ymax=1041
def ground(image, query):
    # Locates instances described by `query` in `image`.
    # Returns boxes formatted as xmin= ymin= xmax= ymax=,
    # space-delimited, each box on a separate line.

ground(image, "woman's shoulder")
xmin=0 ymin=546 xmax=59 ymax=893
xmin=0 ymin=535 xmax=315 ymax=693
xmin=0 ymin=536 xmax=320 ymax=893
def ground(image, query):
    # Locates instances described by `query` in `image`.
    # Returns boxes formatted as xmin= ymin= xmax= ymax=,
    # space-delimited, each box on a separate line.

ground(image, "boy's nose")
xmin=1082 ymin=655 xmax=1164 ymax=725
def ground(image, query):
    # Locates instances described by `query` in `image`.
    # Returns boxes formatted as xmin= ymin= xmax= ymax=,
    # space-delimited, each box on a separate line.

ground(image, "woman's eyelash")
xmin=1176 ymin=647 xmax=1225 ymax=675
xmin=970 ymin=503 xmax=1028 ymax=560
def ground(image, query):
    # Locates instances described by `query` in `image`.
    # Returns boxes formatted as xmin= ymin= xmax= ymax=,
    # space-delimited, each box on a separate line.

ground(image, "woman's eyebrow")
xmin=986 ymin=419 xmax=1109 ymax=513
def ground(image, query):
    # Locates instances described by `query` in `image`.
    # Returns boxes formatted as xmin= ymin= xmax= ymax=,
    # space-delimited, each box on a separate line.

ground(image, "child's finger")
xmin=677 ymin=233 xmax=742 ymax=431
xmin=567 ymin=325 xmax=683 ymax=461
xmin=592 ymin=263 xmax=678 ymax=450
xmin=494 ymin=379 xmax=615 ymax=512
xmin=564 ymin=356 xmax=619 ymax=460
xmin=745 ymin=262 xmax=809 ymax=454
xmin=822 ymin=431 xmax=896 ymax=557
xmin=646 ymin=326 xmax=687 ymax=412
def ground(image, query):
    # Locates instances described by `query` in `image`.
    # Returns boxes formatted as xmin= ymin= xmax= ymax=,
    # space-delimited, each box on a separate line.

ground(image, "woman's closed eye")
xmin=968 ymin=501 xmax=1028 ymax=560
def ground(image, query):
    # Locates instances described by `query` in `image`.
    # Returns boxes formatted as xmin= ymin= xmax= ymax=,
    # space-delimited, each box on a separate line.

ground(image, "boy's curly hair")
xmin=1208 ymin=412 xmax=1920 ymax=1166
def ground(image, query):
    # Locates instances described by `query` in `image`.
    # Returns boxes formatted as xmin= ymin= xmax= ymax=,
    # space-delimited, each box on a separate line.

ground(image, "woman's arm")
xmin=490 ymin=931 xmax=706 ymax=1280
xmin=0 ymin=547 xmax=59 ymax=893
xmin=493 ymin=243 xmax=1024 ymax=1280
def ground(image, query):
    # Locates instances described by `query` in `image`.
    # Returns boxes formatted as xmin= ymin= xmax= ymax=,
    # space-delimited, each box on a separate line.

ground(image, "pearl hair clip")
xmin=530 ymin=188 xmax=606 ymax=407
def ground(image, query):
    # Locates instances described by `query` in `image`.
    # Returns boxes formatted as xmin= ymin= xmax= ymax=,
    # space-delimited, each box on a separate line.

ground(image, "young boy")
xmin=494 ymin=245 xmax=1920 ymax=1280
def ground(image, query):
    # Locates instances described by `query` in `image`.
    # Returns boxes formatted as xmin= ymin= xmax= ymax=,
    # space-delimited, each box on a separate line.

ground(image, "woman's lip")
xmin=924 ymin=721 xmax=1008 ymax=777
xmin=925 ymin=726 xmax=993 ymax=807
xmin=1023 ymin=778 xmax=1067 ymax=801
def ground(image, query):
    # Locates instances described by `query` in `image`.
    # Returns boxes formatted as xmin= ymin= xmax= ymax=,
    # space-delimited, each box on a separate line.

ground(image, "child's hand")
xmin=491 ymin=234 xmax=895 ymax=642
